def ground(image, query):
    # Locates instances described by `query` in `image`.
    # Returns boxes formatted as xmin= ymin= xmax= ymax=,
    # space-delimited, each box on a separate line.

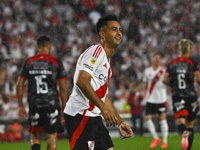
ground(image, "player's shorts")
xmin=28 ymin=107 xmax=62 ymax=134
xmin=172 ymin=96 xmax=199 ymax=121
xmin=65 ymin=114 xmax=114 ymax=150
xmin=145 ymin=102 xmax=167 ymax=115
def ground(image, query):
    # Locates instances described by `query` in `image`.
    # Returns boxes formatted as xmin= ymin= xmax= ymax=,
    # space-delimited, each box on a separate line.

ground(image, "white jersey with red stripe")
xmin=64 ymin=44 xmax=112 ymax=117
xmin=142 ymin=66 xmax=167 ymax=104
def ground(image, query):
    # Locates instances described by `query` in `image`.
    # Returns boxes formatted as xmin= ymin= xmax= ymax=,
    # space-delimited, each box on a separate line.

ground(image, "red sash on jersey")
xmin=148 ymin=69 xmax=164 ymax=98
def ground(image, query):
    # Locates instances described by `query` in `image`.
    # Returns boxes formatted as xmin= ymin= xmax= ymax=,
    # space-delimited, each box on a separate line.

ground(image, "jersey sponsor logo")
xmin=176 ymin=66 xmax=188 ymax=73
xmin=83 ymin=64 xmax=93 ymax=71
xmin=90 ymin=57 xmax=97 ymax=64
xmin=88 ymin=141 xmax=95 ymax=150
xmin=99 ymin=74 xmax=108 ymax=82
xmin=103 ymin=63 xmax=107 ymax=69
xmin=29 ymin=70 xmax=52 ymax=75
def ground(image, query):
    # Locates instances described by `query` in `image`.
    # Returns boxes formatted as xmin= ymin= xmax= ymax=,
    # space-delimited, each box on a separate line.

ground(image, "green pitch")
xmin=1 ymin=133 xmax=200 ymax=150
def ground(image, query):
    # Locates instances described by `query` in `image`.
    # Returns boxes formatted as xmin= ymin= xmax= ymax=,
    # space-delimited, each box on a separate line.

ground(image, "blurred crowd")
xmin=1 ymin=0 xmax=200 ymax=125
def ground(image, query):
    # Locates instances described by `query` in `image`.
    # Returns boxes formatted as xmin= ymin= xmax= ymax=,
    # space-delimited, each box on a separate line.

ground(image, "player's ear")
xmin=48 ymin=43 xmax=52 ymax=50
xmin=99 ymin=31 xmax=105 ymax=40
xmin=35 ymin=45 xmax=39 ymax=51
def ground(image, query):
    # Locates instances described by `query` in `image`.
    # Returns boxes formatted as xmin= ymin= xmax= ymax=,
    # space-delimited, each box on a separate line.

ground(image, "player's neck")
xmin=100 ymin=41 xmax=115 ymax=59
xmin=38 ymin=48 xmax=50 ymax=55
xmin=152 ymin=65 xmax=159 ymax=70
xmin=180 ymin=54 xmax=190 ymax=57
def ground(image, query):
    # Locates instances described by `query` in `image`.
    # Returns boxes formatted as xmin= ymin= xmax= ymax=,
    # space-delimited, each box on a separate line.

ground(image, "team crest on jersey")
xmin=90 ymin=57 xmax=97 ymax=64
xmin=88 ymin=141 xmax=95 ymax=150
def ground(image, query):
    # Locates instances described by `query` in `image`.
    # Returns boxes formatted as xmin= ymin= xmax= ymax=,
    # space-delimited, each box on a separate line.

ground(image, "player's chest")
xmin=94 ymin=62 xmax=112 ymax=83
xmin=147 ymin=69 xmax=163 ymax=82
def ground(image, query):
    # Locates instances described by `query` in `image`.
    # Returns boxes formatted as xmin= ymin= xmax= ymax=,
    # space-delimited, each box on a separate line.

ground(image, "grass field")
xmin=1 ymin=133 xmax=200 ymax=150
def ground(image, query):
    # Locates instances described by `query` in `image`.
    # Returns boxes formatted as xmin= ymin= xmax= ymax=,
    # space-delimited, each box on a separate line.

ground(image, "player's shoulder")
xmin=86 ymin=44 xmax=104 ymax=57
xmin=24 ymin=55 xmax=37 ymax=66
xmin=143 ymin=66 xmax=152 ymax=75
xmin=145 ymin=66 xmax=152 ymax=72
xmin=160 ymin=66 xmax=166 ymax=71
xmin=53 ymin=56 xmax=62 ymax=63
xmin=189 ymin=56 xmax=198 ymax=64
xmin=168 ymin=57 xmax=178 ymax=65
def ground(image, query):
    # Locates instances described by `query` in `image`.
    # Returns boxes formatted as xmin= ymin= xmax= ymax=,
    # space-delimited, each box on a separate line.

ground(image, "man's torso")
xmin=20 ymin=54 xmax=67 ymax=108
xmin=143 ymin=66 xmax=167 ymax=104
xmin=64 ymin=44 xmax=111 ymax=117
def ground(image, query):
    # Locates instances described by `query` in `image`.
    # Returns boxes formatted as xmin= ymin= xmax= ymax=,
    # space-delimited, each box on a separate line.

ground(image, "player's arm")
xmin=16 ymin=76 xmax=27 ymax=120
xmin=58 ymin=79 xmax=68 ymax=110
xmin=58 ymin=78 xmax=68 ymax=124
xmin=141 ymin=82 xmax=147 ymax=91
xmin=162 ymin=72 xmax=170 ymax=85
xmin=105 ymin=95 xmax=134 ymax=138
xmin=104 ymin=95 xmax=123 ymax=124
xmin=194 ymin=70 xmax=200 ymax=85
xmin=76 ymin=70 xmax=118 ymax=127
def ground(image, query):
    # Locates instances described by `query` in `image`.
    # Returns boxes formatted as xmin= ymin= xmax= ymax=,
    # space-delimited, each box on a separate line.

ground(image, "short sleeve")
xmin=57 ymin=59 xmax=67 ymax=80
xmin=193 ymin=59 xmax=200 ymax=72
xmin=19 ymin=60 xmax=29 ymax=79
xmin=79 ymin=45 xmax=102 ymax=76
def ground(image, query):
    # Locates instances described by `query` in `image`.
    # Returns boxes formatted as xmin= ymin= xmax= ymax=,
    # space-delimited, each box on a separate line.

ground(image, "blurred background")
xmin=1 ymin=0 xmax=200 ymax=142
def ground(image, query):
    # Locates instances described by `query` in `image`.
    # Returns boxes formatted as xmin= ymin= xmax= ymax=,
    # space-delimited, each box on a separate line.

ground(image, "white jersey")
xmin=64 ymin=44 xmax=112 ymax=117
xmin=142 ymin=66 xmax=167 ymax=104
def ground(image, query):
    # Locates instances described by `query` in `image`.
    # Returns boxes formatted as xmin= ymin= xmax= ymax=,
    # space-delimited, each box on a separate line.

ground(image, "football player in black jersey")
xmin=163 ymin=39 xmax=200 ymax=150
xmin=16 ymin=35 xmax=68 ymax=150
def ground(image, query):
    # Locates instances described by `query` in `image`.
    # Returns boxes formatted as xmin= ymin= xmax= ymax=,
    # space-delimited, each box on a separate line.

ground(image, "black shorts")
xmin=172 ymin=96 xmax=199 ymax=121
xmin=28 ymin=107 xmax=62 ymax=134
xmin=145 ymin=102 xmax=167 ymax=116
xmin=65 ymin=114 xmax=114 ymax=150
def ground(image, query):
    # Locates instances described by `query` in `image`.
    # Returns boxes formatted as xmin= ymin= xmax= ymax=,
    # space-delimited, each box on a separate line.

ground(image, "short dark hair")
xmin=96 ymin=15 xmax=118 ymax=36
xmin=37 ymin=35 xmax=51 ymax=48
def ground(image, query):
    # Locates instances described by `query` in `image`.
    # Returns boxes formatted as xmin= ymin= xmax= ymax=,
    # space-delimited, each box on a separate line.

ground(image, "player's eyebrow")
xmin=111 ymin=27 xmax=122 ymax=31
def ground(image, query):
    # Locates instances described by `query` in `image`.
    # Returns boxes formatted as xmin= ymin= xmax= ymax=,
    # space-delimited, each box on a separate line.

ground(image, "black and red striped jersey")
xmin=166 ymin=57 xmax=200 ymax=97
xmin=19 ymin=54 xmax=67 ymax=108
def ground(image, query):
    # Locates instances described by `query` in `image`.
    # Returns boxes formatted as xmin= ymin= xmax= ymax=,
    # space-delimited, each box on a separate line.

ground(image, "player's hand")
xmin=119 ymin=122 xmax=134 ymax=139
xmin=60 ymin=110 xmax=65 ymax=125
xmin=100 ymin=105 xmax=118 ymax=127
xmin=18 ymin=107 xmax=27 ymax=120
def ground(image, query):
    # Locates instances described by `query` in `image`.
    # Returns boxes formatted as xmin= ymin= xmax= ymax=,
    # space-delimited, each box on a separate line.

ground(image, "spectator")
xmin=113 ymin=90 xmax=127 ymax=113
xmin=0 ymin=126 xmax=14 ymax=142
xmin=0 ymin=1 xmax=200 ymax=138
xmin=128 ymin=84 xmax=144 ymax=136
xmin=10 ymin=119 xmax=23 ymax=142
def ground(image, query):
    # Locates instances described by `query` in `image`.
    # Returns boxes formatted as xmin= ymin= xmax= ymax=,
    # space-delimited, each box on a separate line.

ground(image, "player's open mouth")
xmin=115 ymin=36 xmax=121 ymax=40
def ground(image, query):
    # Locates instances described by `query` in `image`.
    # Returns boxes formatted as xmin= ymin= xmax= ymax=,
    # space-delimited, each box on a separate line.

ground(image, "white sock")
xmin=160 ymin=120 xmax=168 ymax=143
xmin=146 ymin=119 xmax=158 ymax=139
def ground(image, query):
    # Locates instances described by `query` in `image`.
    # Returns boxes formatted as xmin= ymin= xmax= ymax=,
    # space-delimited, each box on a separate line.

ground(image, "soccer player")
xmin=64 ymin=15 xmax=133 ymax=150
xmin=16 ymin=35 xmax=68 ymax=150
xmin=142 ymin=53 xmax=169 ymax=148
xmin=163 ymin=39 xmax=200 ymax=150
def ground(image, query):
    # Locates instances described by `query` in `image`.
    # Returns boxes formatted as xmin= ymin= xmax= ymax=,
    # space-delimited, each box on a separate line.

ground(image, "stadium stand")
xmin=1 ymin=0 xmax=200 ymax=140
